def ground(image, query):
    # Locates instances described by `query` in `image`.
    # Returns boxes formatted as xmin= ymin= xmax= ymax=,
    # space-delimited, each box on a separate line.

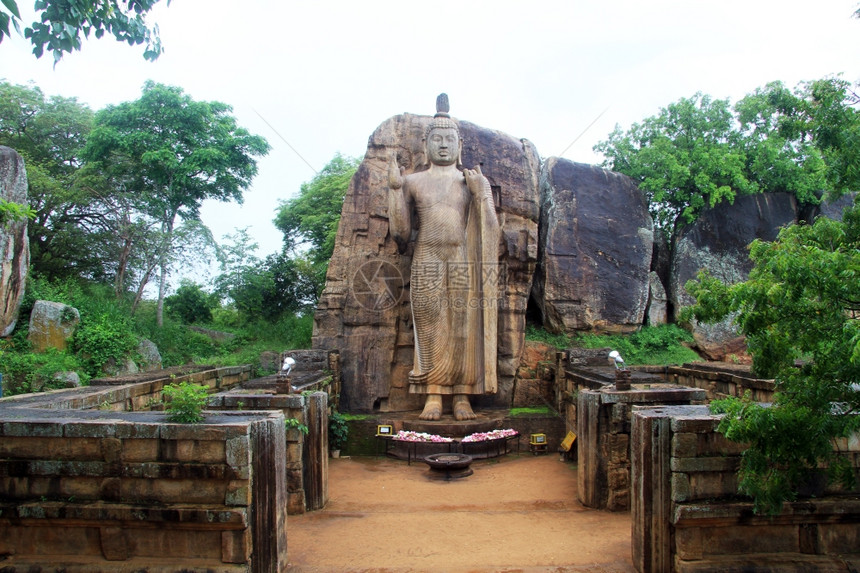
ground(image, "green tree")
xmin=82 ymin=81 xmax=270 ymax=326
xmin=1 ymin=0 xmax=168 ymax=64
xmin=0 ymin=81 xmax=103 ymax=279
xmin=274 ymin=153 xmax=359 ymax=264
xmin=595 ymin=93 xmax=755 ymax=240
xmin=683 ymin=198 xmax=860 ymax=514
xmin=165 ymin=280 xmax=215 ymax=324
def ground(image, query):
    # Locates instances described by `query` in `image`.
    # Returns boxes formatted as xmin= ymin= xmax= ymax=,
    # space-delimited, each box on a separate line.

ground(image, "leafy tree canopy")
xmin=595 ymin=78 xmax=857 ymax=241
xmin=82 ymin=80 xmax=269 ymax=325
xmin=682 ymin=198 xmax=860 ymax=514
xmin=274 ymin=153 xmax=359 ymax=264
xmin=1 ymin=0 xmax=168 ymax=64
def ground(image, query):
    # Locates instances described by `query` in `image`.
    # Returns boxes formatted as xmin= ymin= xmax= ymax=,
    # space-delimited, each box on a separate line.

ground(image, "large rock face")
xmin=0 ymin=146 xmax=30 ymax=337
xmin=671 ymin=192 xmax=799 ymax=359
xmin=313 ymin=114 xmax=541 ymax=413
xmin=533 ymin=158 xmax=653 ymax=334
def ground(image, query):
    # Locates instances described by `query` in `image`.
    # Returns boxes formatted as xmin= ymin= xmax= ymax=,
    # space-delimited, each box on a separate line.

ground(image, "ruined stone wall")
xmin=631 ymin=406 xmax=860 ymax=573
xmin=577 ymin=384 xmax=707 ymax=512
xmin=0 ymin=366 xmax=292 ymax=572
xmin=0 ymin=412 xmax=287 ymax=571
xmin=648 ymin=362 xmax=776 ymax=402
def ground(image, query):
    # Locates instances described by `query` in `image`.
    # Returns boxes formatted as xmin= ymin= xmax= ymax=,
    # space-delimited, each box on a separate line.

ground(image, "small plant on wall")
xmin=162 ymin=382 xmax=208 ymax=423
xmin=328 ymin=410 xmax=349 ymax=453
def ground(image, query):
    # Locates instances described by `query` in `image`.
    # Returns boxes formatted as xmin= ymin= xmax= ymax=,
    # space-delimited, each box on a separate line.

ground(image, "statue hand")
xmin=388 ymin=152 xmax=404 ymax=190
xmin=463 ymin=165 xmax=487 ymax=198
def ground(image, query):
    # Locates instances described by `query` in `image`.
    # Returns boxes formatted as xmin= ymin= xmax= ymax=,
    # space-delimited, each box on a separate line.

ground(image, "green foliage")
xmin=72 ymin=312 xmax=137 ymax=377
xmin=0 ymin=198 xmax=35 ymax=226
xmin=575 ymin=324 xmax=701 ymax=366
xmin=165 ymin=280 xmax=215 ymax=324
xmin=596 ymin=78 xmax=858 ymax=242
xmin=0 ymin=345 xmax=88 ymax=395
xmin=596 ymin=93 xmax=756 ymax=239
xmin=274 ymin=154 xmax=359 ymax=264
xmin=685 ymin=199 xmax=860 ymax=513
xmin=285 ymin=417 xmax=309 ymax=435
xmin=711 ymin=393 xmax=857 ymax=515
xmin=83 ymin=81 xmax=269 ymax=324
xmin=328 ymin=410 xmax=349 ymax=450
xmin=0 ymin=0 xmax=168 ymax=63
xmin=524 ymin=323 xmax=572 ymax=349
xmin=162 ymin=381 xmax=208 ymax=423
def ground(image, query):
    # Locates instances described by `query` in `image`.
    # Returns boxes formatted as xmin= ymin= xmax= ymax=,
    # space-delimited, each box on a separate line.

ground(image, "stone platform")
xmin=397 ymin=408 xmax=509 ymax=437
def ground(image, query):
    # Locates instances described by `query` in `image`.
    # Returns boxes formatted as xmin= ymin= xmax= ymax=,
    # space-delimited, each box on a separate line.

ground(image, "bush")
xmin=575 ymin=324 xmax=701 ymax=365
xmin=328 ymin=410 xmax=349 ymax=451
xmin=162 ymin=381 xmax=209 ymax=423
xmin=72 ymin=313 xmax=137 ymax=377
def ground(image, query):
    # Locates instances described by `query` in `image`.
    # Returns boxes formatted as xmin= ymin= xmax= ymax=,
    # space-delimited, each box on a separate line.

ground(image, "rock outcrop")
xmin=533 ymin=158 xmax=653 ymax=334
xmin=27 ymin=300 xmax=80 ymax=352
xmin=313 ymin=114 xmax=541 ymax=413
xmin=670 ymin=192 xmax=799 ymax=359
xmin=0 ymin=146 xmax=30 ymax=337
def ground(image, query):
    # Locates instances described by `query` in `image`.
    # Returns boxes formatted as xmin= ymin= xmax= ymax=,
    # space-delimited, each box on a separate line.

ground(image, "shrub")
xmin=162 ymin=381 xmax=209 ymax=423
xmin=328 ymin=410 xmax=349 ymax=451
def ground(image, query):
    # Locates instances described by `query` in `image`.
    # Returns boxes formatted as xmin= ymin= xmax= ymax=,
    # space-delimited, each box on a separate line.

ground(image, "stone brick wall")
xmin=643 ymin=362 xmax=776 ymax=402
xmin=0 ymin=365 xmax=291 ymax=572
xmin=577 ymin=385 xmax=707 ymax=512
xmin=0 ymin=412 xmax=287 ymax=571
xmin=631 ymin=405 xmax=860 ymax=573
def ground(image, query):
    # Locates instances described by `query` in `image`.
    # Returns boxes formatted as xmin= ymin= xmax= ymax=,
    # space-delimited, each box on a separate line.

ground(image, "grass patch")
xmin=509 ymin=405 xmax=552 ymax=417
xmin=525 ymin=324 xmax=571 ymax=349
xmin=574 ymin=324 xmax=702 ymax=365
xmin=341 ymin=413 xmax=374 ymax=421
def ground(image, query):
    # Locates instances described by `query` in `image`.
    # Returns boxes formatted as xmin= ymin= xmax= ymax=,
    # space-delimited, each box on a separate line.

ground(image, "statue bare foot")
xmin=419 ymin=394 xmax=443 ymax=420
xmin=453 ymin=394 xmax=477 ymax=421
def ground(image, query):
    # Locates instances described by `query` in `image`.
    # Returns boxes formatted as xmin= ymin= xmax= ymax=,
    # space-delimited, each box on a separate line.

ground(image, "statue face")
xmin=426 ymin=127 xmax=460 ymax=166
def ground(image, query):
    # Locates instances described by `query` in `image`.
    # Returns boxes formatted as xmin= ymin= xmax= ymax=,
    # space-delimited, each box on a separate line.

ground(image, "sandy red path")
xmin=286 ymin=453 xmax=635 ymax=572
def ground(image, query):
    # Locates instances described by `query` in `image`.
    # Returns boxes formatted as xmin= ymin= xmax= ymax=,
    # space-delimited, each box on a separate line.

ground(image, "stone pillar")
xmin=631 ymin=408 xmax=673 ymax=573
xmin=302 ymin=392 xmax=329 ymax=511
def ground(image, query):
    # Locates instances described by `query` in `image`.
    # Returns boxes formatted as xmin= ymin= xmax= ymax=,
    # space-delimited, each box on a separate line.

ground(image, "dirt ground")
xmin=286 ymin=453 xmax=635 ymax=573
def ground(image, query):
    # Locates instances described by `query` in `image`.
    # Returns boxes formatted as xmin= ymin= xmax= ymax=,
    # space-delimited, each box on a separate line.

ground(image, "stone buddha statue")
xmin=388 ymin=94 xmax=500 ymax=420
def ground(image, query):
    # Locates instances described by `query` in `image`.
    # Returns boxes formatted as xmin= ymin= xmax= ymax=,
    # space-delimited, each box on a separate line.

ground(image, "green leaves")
xmin=690 ymin=198 xmax=860 ymax=513
xmin=163 ymin=381 xmax=208 ymax=424
xmin=274 ymin=153 xmax=359 ymax=263
xmin=596 ymin=79 xmax=859 ymax=242
xmin=1 ymin=0 xmax=168 ymax=64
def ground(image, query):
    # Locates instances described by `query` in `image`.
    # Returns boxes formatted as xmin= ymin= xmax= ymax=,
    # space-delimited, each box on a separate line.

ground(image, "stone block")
xmin=671 ymin=457 xmax=739 ymax=473
xmin=1 ymin=421 xmax=63 ymax=437
xmin=226 ymin=436 xmax=251 ymax=469
xmin=674 ymin=526 xmax=703 ymax=560
xmin=672 ymin=433 xmax=698 ymax=458
xmin=288 ymin=490 xmax=306 ymax=515
xmin=161 ymin=439 xmax=226 ymax=464
xmin=63 ymin=421 xmax=117 ymax=438
xmin=705 ymin=524 xmax=799 ymax=555
xmin=225 ymin=480 xmax=251 ymax=506
xmin=101 ymin=437 xmax=123 ymax=463
xmin=688 ymin=471 xmax=739 ymax=500
xmin=99 ymin=526 xmax=129 ymax=561
xmin=608 ymin=434 xmax=630 ymax=465
xmin=222 ymin=530 xmax=250 ymax=564
xmin=120 ymin=438 xmax=159 ymax=461
xmin=672 ymin=472 xmax=691 ymax=502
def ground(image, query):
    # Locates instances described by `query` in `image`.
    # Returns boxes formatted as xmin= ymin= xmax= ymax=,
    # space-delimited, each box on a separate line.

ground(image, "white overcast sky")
xmin=4 ymin=0 xmax=860 ymax=271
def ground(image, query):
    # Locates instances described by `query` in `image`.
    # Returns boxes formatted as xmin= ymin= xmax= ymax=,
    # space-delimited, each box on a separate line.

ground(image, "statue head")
xmin=424 ymin=93 xmax=461 ymax=167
